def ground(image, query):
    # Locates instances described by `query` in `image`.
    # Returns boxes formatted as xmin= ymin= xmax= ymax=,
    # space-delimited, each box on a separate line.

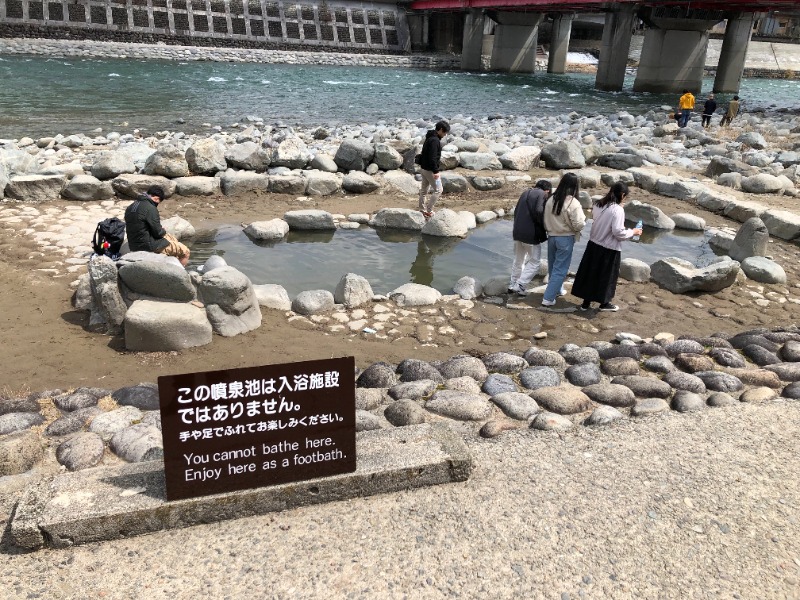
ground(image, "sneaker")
xmin=507 ymin=287 xmax=516 ymax=294
xmin=599 ymin=303 xmax=619 ymax=312
xmin=558 ymin=288 xmax=567 ymax=297
xmin=578 ymin=302 xmax=591 ymax=311
xmin=514 ymin=285 xmax=529 ymax=296
xmin=541 ymin=298 xmax=556 ymax=307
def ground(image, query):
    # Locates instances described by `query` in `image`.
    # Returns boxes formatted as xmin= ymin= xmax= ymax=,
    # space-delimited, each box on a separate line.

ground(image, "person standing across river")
xmin=677 ymin=89 xmax=695 ymax=128
xmin=417 ymin=120 xmax=450 ymax=219
xmin=701 ymin=93 xmax=717 ymax=128
xmin=541 ymin=173 xmax=585 ymax=307
xmin=721 ymin=95 xmax=740 ymax=126
xmin=571 ymin=182 xmax=642 ymax=312
xmin=508 ymin=179 xmax=552 ymax=296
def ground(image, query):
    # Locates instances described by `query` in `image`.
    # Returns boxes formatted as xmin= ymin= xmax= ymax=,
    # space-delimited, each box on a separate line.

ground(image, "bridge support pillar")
xmin=714 ymin=13 xmax=754 ymax=93
xmin=462 ymin=9 xmax=486 ymax=71
xmin=547 ymin=13 xmax=573 ymax=74
xmin=489 ymin=13 xmax=543 ymax=73
xmin=633 ymin=29 xmax=709 ymax=94
xmin=595 ymin=6 xmax=634 ymax=91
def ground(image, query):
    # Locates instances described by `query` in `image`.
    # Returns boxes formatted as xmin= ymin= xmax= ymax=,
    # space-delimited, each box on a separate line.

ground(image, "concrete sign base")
xmin=11 ymin=424 xmax=471 ymax=550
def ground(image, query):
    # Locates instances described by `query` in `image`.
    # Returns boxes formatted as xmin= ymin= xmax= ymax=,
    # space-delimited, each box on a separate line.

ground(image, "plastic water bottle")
xmin=632 ymin=220 xmax=643 ymax=242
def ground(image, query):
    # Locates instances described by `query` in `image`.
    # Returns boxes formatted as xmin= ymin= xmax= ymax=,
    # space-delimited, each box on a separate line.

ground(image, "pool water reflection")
xmin=187 ymin=218 xmax=714 ymax=297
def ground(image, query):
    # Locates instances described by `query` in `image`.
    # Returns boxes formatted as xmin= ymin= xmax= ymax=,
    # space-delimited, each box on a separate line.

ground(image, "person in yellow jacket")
xmin=677 ymin=89 xmax=695 ymax=128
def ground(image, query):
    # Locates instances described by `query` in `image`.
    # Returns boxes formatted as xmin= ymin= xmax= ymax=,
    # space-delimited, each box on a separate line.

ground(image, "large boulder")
xmin=736 ymin=131 xmax=768 ymax=149
xmin=334 ymin=139 xmax=375 ymax=171
xmin=540 ymin=141 xmax=586 ymax=169
xmin=619 ymin=258 xmax=650 ymax=282
xmin=112 ymin=174 xmax=176 ymax=199
xmin=458 ymin=152 xmax=502 ymax=170
xmin=161 ymin=216 xmax=195 ymax=241
xmin=760 ymin=209 xmax=800 ymax=241
xmin=186 ymin=139 xmax=227 ymax=175
xmin=373 ymin=143 xmax=403 ymax=171
xmin=382 ymin=171 xmax=420 ymax=195
xmin=440 ymin=172 xmax=469 ymax=193
xmin=741 ymin=257 xmax=787 ymax=284
xmin=6 ymin=174 xmax=66 ymax=202
xmin=244 ymin=219 xmax=289 ymax=241
xmin=283 ymin=210 xmax=336 ymax=230
xmin=142 ymin=145 xmax=190 ymax=178
xmin=304 ymin=171 xmax=341 ymax=196
xmin=118 ymin=256 xmax=196 ymax=302
xmin=88 ymin=254 xmax=127 ymax=334
xmin=91 ymin=151 xmax=136 ymax=180
xmin=656 ymin=178 xmax=706 ymax=200
xmin=61 ymin=174 xmax=114 ymax=201
xmin=220 ymin=171 xmax=270 ymax=196
xmin=270 ymin=137 xmax=311 ymax=169
xmin=389 ymin=283 xmax=441 ymax=307
xmin=598 ymin=153 xmax=643 ymax=170
xmin=369 ymin=208 xmax=425 ymax=230
xmin=310 ymin=153 xmax=338 ymax=173
xmin=729 ymin=217 xmax=769 ymax=262
xmin=342 ymin=171 xmax=380 ymax=194
xmin=0 ymin=162 xmax=7 ymax=199
xmin=499 ymin=146 xmax=541 ymax=171
xmin=175 ymin=176 xmax=220 ymax=196
xmin=124 ymin=300 xmax=212 ymax=351
xmin=198 ymin=266 xmax=262 ymax=336
xmin=421 ymin=208 xmax=469 ymax=238
xmin=0 ymin=431 xmax=43 ymax=475
xmin=253 ymin=284 xmax=291 ymax=310
xmin=334 ymin=273 xmax=374 ymax=308
xmin=742 ymin=173 xmax=784 ymax=195
xmin=268 ymin=174 xmax=306 ymax=195
xmin=624 ymin=200 xmax=675 ymax=230
xmin=292 ymin=290 xmax=335 ymax=315
xmin=225 ymin=141 xmax=270 ymax=171
xmin=723 ymin=199 xmax=769 ymax=224
xmin=650 ymin=257 xmax=740 ymax=294
xmin=696 ymin=189 xmax=735 ymax=213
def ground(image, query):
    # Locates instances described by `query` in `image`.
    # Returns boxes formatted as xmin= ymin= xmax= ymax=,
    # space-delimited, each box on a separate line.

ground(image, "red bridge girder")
xmin=408 ymin=0 xmax=800 ymax=11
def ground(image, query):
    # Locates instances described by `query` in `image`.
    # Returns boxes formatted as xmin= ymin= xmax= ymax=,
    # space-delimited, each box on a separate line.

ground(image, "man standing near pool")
xmin=417 ymin=120 xmax=451 ymax=219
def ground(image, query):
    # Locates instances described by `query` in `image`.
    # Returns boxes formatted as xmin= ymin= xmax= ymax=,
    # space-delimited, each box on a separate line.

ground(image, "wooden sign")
xmin=158 ymin=357 xmax=356 ymax=501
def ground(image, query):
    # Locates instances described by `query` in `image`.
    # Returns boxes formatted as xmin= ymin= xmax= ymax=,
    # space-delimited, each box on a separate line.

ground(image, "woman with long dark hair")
xmin=541 ymin=173 xmax=585 ymax=307
xmin=571 ymin=182 xmax=642 ymax=312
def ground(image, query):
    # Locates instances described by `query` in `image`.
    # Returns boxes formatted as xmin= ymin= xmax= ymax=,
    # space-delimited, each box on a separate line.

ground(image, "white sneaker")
xmin=541 ymin=298 xmax=556 ymax=307
xmin=513 ymin=284 xmax=529 ymax=296
xmin=558 ymin=288 xmax=567 ymax=297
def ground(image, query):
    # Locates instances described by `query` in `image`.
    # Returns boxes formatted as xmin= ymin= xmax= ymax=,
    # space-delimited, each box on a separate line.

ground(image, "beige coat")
xmin=543 ymin=195 xmax=586 ymax=237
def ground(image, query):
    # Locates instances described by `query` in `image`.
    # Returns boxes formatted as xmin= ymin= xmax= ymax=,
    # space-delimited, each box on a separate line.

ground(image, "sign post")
xmin=158 ymin=357 xmax=356 ymax=501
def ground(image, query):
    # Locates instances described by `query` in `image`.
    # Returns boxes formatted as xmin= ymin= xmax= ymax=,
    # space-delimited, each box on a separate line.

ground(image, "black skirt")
xmin=571 ymin=240 xmax=621 ymax=304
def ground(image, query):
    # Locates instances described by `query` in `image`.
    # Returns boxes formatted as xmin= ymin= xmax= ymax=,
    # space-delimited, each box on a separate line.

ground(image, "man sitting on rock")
xmin=124 ymin=185 xmax=190 ymax=266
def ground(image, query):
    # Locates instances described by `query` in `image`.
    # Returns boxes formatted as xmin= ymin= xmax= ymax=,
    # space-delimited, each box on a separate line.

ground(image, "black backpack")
xmin=92 ymin=217 xmax=126 ymax=260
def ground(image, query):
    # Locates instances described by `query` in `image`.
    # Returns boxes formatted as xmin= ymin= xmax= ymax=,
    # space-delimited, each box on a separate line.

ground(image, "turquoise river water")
xmin=1 ymin=54 xmax=800 ymax=138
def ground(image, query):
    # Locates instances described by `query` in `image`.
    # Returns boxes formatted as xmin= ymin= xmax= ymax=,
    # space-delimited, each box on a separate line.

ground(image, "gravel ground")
xmin=2 ymin=401 xmax=800 ymax=599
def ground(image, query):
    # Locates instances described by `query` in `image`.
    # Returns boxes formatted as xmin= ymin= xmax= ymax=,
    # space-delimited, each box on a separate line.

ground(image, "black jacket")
xmin=513 ymin=188 xmax=548 ymax=245
xmin=419 ymin=130 xmax=442 ymax=174
xmin=124 ymin=194 xmax=169 ymax=253
xmin=703 ymin=99 xmax=718 ymax=116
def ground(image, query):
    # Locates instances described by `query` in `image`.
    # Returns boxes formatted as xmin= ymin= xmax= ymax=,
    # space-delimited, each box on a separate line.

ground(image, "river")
xmin=1 ymin=54 xmax=800 ymax=138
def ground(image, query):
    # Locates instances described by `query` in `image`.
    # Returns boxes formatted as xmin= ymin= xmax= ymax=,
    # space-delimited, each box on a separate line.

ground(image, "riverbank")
xmin=2 ymin=37 xmax=799 ymax=81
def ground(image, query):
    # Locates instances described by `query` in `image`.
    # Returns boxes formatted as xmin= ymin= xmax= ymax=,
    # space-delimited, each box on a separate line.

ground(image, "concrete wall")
xmin=0 ymin=0 xmax=409 ymax=52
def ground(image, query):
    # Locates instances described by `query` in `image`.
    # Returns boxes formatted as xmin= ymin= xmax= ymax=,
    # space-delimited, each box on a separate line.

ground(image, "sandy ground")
xmin=1 ymin=162 xmax=800 ymax=397
xmin=0 ymin=58 xmax=798 ymax=600
xmin=2 ymin=401 xmax=799 ymax=599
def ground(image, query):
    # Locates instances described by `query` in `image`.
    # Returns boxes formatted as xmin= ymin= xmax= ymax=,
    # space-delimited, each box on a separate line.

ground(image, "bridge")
xmin=405 ymin=1 xmax=799 ymax=93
